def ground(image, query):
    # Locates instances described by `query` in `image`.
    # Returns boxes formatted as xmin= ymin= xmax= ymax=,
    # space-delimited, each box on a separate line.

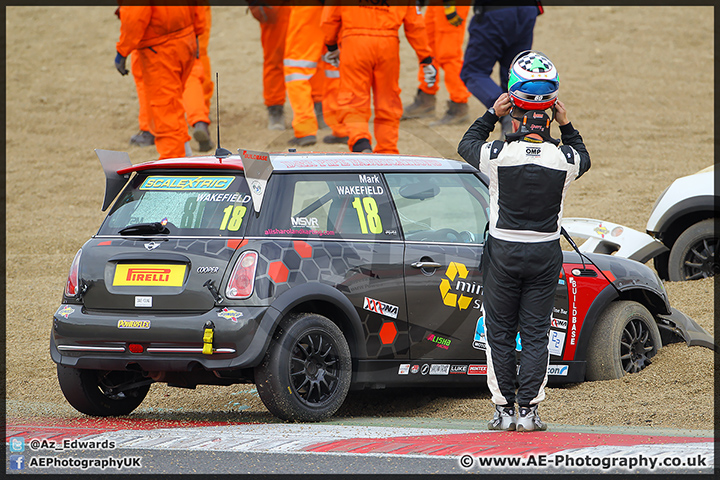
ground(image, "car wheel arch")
xmin=267 ymin=282 xmax=367 ymax=362
xmin=574 ymin=284 xmax=669 ymax=362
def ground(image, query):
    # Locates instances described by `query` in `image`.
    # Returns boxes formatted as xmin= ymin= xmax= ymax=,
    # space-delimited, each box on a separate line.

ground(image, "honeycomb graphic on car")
xmin=249 ymin=240 xmax=409 ymax=359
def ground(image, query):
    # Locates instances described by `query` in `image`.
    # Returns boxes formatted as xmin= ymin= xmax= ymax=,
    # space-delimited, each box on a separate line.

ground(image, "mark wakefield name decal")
xmin=363 ymin=297 xmax=398 ymax=319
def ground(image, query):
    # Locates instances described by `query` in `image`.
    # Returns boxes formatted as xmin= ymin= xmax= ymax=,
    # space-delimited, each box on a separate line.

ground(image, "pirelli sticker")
xmin=140 ymin=176 xmax=235 ymax=191
xmin=118 ymin=320 xmax=151 ymax=329
xmin=113 ymin=264 xmax=186 ymax=287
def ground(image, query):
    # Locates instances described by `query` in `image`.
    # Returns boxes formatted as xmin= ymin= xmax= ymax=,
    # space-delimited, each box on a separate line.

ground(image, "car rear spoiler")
xmin=562 ymin=217 xmax=668 ymax=264
xmin=240 ymin=149 xmax=273 ymax=213
xmin=95 ymin=149 xmax=132 ymax=211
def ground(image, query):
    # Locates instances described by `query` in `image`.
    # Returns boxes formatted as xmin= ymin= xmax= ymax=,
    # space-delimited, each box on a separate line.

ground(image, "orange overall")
xmin=257 ymin=3 xmax=292 ymax=107
xmin=284 ymin=5 xmax=325 ymax=139
xmin=322 ymin=5 xmax=433 ymax=154
xmin=130 ymin=5 xmax=211 ymax=134
xmin=117 ymin=5 xmax=205 ymax=160
xmin=418 ymin=3 xmax=470 ymax=104
xmin=183 ymin=5 xmax=213 ymax=127
xmin=321 ymin=38 xmax=347 ymax=140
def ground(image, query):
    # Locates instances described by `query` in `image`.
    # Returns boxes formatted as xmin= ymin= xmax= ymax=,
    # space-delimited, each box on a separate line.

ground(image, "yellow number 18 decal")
xmin=351 ymin=197 xmax=383 ymax=234
xmin=220 ymin=205 xmax=247 ymax=231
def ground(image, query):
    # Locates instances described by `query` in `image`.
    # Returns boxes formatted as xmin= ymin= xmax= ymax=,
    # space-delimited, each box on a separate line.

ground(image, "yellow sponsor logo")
xmin=439 ymin=262 xmax=478 ymax=310
xmin=118 ymin=320 xmax=151 ymax=329
xmin=113 ymin=264 xmax=186 ymax=286
xmin=140 ymin=176 xmax=235 ymax=191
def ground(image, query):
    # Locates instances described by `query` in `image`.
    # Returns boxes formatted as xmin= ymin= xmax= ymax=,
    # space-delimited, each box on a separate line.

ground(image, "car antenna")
xmin=214 ymin=72 xmax=232 ymax=160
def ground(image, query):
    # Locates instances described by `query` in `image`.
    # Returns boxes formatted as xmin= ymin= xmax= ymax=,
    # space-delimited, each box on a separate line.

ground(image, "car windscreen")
xmin=98 ymin=172 xmax=252 ymax=237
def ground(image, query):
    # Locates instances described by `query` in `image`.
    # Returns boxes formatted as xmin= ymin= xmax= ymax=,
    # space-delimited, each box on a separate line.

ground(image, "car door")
xmin=385 ymin=172 xmax=490 ymax=363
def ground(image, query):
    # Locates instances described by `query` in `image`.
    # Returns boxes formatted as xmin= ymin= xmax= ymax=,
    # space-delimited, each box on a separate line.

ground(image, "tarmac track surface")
xmin=6 ymin=417 xmax=714 ymax=475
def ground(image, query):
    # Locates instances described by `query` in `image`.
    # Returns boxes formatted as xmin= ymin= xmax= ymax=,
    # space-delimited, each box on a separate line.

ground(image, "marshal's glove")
xmin=422 ymin=62 xmax=437 ymax=88
xmin=444 ymin=4 xmax=464 ymax=26
xmin=114 ymin=52 xmax=128 ymax=76
xmin=323 ymin=44 xmax=340 ymax=68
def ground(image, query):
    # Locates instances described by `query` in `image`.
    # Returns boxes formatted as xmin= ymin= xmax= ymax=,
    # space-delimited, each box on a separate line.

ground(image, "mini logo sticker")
xmin=118 ymin=320 xmax=151 ymax=329
xmin=145 ymin=241 xmax=161 ymax=251
xmin=429 ymin=364 xmax=450 ymax=375
xmin=217 ymin=307 xmax=243 ymax=323
xmin=410 ymin=364 xmax=420 ymax=374
xmin=363 ymin=297 xmax=399 ymax=319
xmin=57 ymin=305 xmax=75 ymax=319
xmin=420 ymin=364 xmax=430 ymax=375
xmin=450 ymin=365 xmax=468 ymax=374
xmin=398 ymin=364 xmax=410 ymax=375
xmin=468 ymin=365 xmax=487 ymax=375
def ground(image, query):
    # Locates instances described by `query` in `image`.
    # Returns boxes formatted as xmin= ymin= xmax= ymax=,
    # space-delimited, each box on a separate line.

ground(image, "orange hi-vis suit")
xmin=130 ymin=5 xmax=211 ymax=134
xmin=258 ymin=3 xmax=292 ymax=108
xmin=320 ymin=41 xmax=348 ymax=140
xmin=183 ymin=5 xmax=213 ymax=127
xmin=418 ymin=2 xmax=470 ymax=104
xmin=284 ymin=5 xmax=326 ymax=139
xmin=322 ymin=5 xmax=433 ymax=154
xmin=117 ymin=5 xmax=205 ymax=160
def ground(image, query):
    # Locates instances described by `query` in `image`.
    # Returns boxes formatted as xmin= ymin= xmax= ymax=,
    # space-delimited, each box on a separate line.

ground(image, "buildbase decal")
xmin=562 ymin=264 xmax=607 ymax=361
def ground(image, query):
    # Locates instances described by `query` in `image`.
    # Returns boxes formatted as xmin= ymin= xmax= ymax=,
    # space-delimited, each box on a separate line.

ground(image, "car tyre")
xmin=585 ymin=301 xmax=662 ymax=381
xmin=255 ymin=313 xmax=352 ymax=422
xmin=57 ymin=365 xmax=150 ymax=416
xmin=667 ymin=218 xmax=717 ymax=281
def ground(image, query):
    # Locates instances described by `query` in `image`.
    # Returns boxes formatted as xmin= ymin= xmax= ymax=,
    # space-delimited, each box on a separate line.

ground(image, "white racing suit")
xmin=458 ymin=110 xmax=590 ymax=407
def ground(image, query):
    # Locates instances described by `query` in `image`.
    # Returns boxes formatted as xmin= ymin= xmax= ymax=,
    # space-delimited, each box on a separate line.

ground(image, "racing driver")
xmin=457 ymin=50 xmax=591 ymax=432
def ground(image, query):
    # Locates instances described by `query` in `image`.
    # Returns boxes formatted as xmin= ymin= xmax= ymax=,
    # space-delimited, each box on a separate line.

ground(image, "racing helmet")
xmin=508 ymin=50 xmax=559 ymax=110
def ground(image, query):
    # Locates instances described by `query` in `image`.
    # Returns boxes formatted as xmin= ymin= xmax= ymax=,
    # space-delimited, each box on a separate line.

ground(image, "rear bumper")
xmin=50 ymin=304 xmax=279 ymax=371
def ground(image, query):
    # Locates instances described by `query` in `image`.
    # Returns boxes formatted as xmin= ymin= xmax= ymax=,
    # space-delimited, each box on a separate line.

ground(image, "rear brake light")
xmin=64 ymin=249 xmax=82 ymax=297
xmin=226 ymin=251 xmax=258 ymax=299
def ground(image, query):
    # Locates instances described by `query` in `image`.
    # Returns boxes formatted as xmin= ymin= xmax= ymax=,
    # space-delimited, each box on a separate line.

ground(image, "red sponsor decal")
xmin=468 ymin=365 xmax=487 ymax=375
xmin=562 ymin=264 xmax=609 ymax=361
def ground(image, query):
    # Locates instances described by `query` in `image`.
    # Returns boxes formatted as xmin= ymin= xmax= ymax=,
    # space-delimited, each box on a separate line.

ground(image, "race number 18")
xmin=220 ymin=205 xmax=247 ymax=231
xmin=352 ymin=197 xmax=382 ymax=234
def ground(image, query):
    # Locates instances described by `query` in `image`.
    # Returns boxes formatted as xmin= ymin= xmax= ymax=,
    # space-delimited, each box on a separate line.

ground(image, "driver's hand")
xmin=492 ymin=93 xmax=512 ymax=117
xmin=554 ymin=99 xmax=569 ymax=126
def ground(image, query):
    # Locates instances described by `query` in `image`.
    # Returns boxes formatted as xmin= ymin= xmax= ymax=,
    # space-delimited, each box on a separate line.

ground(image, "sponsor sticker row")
xmin=397 ymin=363 xmax=568 ymax=376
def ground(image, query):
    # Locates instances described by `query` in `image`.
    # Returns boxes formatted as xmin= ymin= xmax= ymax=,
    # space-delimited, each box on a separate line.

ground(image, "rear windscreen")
xmin=98 ymin=172 xmax=252 ymax=237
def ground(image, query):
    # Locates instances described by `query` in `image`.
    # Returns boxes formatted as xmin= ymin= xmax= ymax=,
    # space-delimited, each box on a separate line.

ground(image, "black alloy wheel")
xmin=289 ymin=330 xmax=342 ymax=408
xmin=620 ymin=318 xmax=656 ymax=374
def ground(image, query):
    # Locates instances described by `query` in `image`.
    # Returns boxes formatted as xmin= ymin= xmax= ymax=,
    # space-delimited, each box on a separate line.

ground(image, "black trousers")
xmin=482 ymin=234 xmax=562 ymax=406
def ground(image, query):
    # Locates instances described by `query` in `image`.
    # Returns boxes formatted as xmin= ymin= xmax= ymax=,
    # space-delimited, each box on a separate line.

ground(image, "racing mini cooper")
xmin=51 ymin=149 xmax=715 ymax=421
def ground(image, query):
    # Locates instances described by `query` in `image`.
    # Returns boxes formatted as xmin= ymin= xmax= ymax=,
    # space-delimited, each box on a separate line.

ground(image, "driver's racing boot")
xmin=516 ymin=405 xmax=547 ymax=432
xmin=488 ymin=404 xmax=516 ymax=431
